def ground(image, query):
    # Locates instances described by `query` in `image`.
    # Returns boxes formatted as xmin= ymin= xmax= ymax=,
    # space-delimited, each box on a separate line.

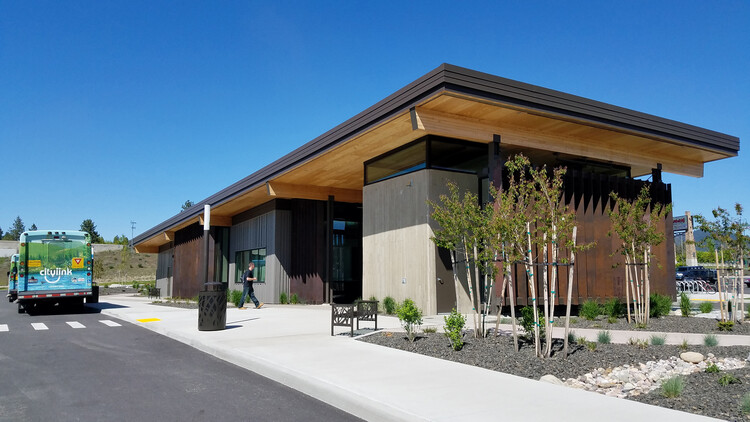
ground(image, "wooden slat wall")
xmin=173 ymin=223 xmax=214 ymax=298
xmin=500 ymin=171 xmax=674 ymax=306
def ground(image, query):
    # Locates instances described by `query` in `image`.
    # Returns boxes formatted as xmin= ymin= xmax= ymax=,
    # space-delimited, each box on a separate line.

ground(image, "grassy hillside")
xmin=0 ymin=257 xmax=9 ymax=286
xmin=93 ymin=248 xmax=158 ymax=285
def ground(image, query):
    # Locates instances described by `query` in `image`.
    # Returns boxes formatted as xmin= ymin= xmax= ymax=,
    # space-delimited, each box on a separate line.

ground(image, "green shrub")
xmin=661 ymin=377 xmax=684 ymax=398
xmin=229 ymin=289 xmax=242 ymax=307
xmin=567 ymin=331 xmax=576 ymax=344
xmin=679 ymin=293 xmax=691 ymax=317
xmin=580 ymin=300 xmax=600 ymax=320
xmin=607 ymin=316 xmax=617 ymax=324
xmin=383 ymin=296 xmax=397 ymax=315
xmin=290 ymin=293 xmax=299 ymax=304
xmin=704 ymin=334 xmax=718 ymax=347
xmin=718 ymin=373 xmax=739 ymax=386
xmin=650 ymin=334 xmax=666 ymax=345
xmin=603 ymin=298 xmax=624 ymax=318
xmin=741 ymin=392 xmax=750 ymax=415
xmin=705 ymin=363 xmax=720 ymax=373
xmin=649 ymin=293 xmax=673 ymax=318
xmin=519 ymin=306 xmax=545 ymax=340
xmin=699 ymin=302 xmax=714 ymax=314
xmin=423 ymin=326 xmax=437 ymax=333
xmin=597 ymin=330 xmax=611 ymax=344
xmin=443 ymin=308 xmax=466 ymax=351
xmin=396 ymin=299 xmax=423 ymax=342
xmin=279 ymin=292 xmax=288 ymax=304
xmin=717 ymin=321 xmax=734 ymax=331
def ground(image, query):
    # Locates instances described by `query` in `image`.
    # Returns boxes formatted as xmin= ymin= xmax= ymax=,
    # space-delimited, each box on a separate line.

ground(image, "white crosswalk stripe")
xmin=0 ymin=320 xmax=124 ymax=331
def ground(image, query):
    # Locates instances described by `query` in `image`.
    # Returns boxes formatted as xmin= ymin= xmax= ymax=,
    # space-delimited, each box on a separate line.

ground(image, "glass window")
xmin=365 ymin=141 xmax=426 ymax=184
xmin=235 ymin=248 xmax=266 ymax=283
xmin=364 ymin=136 xmax=488 ymax=185
xmin=429 ymin=138 xmax=486 ymax=173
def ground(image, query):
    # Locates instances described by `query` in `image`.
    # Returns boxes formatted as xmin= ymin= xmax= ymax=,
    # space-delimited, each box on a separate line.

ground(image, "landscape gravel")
xmin=359 ymin=317 xmax=750 ymax=422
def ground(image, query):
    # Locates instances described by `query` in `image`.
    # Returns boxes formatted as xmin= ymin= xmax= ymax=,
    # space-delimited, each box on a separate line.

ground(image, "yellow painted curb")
xmin=137 ymin=318 xmax=161 ymax=323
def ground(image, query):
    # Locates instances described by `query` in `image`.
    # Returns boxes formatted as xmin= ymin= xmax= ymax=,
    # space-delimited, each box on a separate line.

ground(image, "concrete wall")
xmin=93 ymin=244 xmax=127 ymax=253
xmin=362 ymin=169 xmax=477 ymax=315
xmin=0 ymin=240 xmax=18 ymax=257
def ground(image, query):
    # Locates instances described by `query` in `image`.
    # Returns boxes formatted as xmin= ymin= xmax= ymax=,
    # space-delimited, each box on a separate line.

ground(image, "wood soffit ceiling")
xmin=134 ymin=70 xmax=738 ymax=252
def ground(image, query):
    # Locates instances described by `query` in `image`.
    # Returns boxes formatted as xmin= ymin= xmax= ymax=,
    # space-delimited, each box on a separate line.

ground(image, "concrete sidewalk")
xmin=91 ymin=295 xmax=739 ymax=422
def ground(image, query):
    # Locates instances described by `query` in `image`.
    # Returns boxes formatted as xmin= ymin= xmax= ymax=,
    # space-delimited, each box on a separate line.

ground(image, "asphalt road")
xmin=0 ymin=301 xmax=362 ymax=422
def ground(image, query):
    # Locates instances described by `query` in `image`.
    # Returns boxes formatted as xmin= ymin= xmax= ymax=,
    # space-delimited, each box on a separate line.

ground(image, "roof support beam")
xmin=199 ymin=215 xmax=232 ymax=227
xmin=134 ymin=245 xmax=159 ymax=254
xmin=266 ymin=181 xmax=362 ymax=203
xmin=412 ymin=107 xmax=704 ymax=178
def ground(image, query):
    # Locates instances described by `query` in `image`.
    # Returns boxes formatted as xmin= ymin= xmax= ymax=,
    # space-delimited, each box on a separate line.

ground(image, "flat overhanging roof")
xmin=133 ymin=64 xmax=739 ymax=253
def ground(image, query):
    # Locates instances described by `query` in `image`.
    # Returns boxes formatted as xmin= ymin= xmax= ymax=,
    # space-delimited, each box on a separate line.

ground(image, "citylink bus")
xmin=6 ymin=253 xmax=19 ymax=302
xmin=16 ymin=230 xmax=98 ymax=313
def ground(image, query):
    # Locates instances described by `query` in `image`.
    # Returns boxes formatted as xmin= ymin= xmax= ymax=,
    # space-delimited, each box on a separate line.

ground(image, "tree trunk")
xmin=525 ymin=223 xmax=540 ymax=357
xmin=716 ymin=249 xmax=725 ymax=322
xmin=563 ymin=227 xmax=577 ymax=358
xmin=450 ymin=250 xmax=462 ymax=315
xmin=547 ymin=227 xmax=558 ymax=357
xmin=507 ymin=267 xmax=519 ymax=352
xmin=625 ymin=253 xmax=632 ymax=324
xmin=541 ymin=233 xmax=550 ymax=357
xmin=463 ymin=241 xmax=479 ymax=338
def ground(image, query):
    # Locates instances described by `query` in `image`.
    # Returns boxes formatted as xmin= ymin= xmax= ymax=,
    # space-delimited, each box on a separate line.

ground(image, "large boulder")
xmin=680 ymin=351 xmax=704 ymax=363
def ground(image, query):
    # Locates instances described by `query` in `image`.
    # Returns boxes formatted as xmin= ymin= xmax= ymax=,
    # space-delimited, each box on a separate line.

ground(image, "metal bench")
xmin=148 ymin=287 xmax=161 ymax=299
xmin=331 ymin=300 xmax=379 ymax=336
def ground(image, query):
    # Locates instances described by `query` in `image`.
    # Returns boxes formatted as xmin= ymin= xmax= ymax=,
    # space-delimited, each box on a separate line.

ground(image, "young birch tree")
xmin=528 ymin=164 xmax=578 ymax=357
xmin=608 ymin=185 xmax=671 ymax=326
xmin=429 ymin=182 xmax=495 ymax=337
xmin=694 ymin=204 xmax=749 ymax=322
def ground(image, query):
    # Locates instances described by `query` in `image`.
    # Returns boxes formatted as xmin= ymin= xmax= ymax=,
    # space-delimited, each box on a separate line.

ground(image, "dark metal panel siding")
xmin=156 ymin=247 xmax=173 ymax=280
xmin=289 ymin=199 xmax=326 ymax=304
xmin=275 ymin=210 xmax=292 ymax=298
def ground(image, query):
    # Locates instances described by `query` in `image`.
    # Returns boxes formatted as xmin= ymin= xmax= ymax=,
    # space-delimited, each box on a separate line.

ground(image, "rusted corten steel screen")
xmin=498 ymin=171 xmax=674 ymax=306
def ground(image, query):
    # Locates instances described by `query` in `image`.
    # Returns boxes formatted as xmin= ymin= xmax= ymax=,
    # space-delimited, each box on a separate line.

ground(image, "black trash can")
xmin=198 ymin=282 xmax=227 ymax=331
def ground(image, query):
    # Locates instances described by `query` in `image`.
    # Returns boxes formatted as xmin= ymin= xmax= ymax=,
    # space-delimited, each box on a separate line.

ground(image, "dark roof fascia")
xmin=134 ymin=63 xmax=739 ymax=246
xmin=440 ymin=64 xmax=739 ymax=154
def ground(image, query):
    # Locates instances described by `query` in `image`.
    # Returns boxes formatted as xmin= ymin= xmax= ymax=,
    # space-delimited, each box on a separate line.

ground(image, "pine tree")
xmin=4 ymin=216 xmax=25 ymax=240
xmin=80 ymin=219 xmax=104 ymax=243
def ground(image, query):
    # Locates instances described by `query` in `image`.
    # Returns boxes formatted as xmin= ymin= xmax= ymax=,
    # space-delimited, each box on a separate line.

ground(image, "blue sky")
xmin=1 ymin=1 xmax=748 ymax=241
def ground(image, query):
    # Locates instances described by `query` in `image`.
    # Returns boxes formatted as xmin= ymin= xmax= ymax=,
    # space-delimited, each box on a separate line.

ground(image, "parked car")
xmin=675 ymin=266 xmax=717 ymax=283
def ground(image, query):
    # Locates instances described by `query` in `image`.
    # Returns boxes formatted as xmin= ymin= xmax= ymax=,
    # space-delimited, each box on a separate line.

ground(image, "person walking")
xmin=238 ymin=262 xmax=263 ymax=309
